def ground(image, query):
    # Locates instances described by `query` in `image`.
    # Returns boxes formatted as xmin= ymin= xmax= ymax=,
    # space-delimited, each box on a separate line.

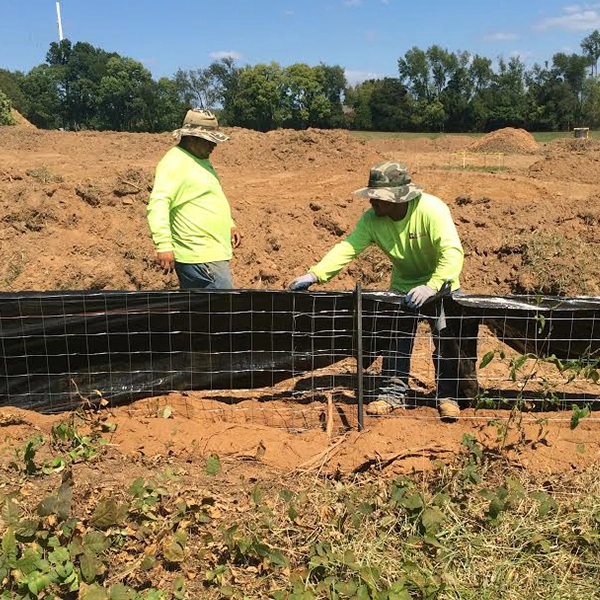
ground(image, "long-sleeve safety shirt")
xmin=147 ymin=146 xmax=235 ymax=264
xmin=309 ymin=193 xmax=464 ymax=292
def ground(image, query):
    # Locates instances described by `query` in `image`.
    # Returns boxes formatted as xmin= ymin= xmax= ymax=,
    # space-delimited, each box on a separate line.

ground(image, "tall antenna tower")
xmin=56 ymin=1 xmax=64 ymax=41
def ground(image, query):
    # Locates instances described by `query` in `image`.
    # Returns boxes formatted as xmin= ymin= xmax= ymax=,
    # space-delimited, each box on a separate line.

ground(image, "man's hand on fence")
xmin=157 ymin=251 xmax=175 ymax=275
xmin=405 ymin=284 xmax=436 ymax=309
xmin=288 ymin=273 xmax=318 ymax=291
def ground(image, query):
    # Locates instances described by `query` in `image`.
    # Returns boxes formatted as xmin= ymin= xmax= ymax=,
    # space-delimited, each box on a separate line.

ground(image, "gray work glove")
xmin=405 ymin=284 xmax=436 ymax=309
xmin=288 ymin=273 xmax=318 ymax=291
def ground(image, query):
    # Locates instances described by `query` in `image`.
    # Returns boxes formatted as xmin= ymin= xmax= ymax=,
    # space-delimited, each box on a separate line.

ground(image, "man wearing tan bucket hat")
xmin=288 ymin=162 xmax=466 ymax=421
xmin=147 ymin=109 xmax=241 ymax=289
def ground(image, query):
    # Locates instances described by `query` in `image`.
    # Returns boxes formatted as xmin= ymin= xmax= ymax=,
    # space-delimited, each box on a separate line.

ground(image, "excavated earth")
xmin=1 ymin=124 xmax=600 ymax=476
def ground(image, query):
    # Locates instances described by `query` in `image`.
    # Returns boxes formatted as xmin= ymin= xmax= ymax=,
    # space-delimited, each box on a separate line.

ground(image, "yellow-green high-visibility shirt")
xmin=147 ymin=146 xmax=235 ymax=264
xmin=309 ymin=193 xmax=464 ymax=292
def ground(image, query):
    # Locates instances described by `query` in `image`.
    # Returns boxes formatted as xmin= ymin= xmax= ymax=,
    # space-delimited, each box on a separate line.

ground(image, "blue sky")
xmin=1 ymin=1 xmax=600 ymax=84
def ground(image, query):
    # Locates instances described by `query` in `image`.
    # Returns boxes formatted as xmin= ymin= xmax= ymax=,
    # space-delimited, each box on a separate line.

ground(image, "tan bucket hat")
xmin=172 ymin=109 xmax=229 ymax=143
xmin=354 ymin=161 xmax=423 ymax=203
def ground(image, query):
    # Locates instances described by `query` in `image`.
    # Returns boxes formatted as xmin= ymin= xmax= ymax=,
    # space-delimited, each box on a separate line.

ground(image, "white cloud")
xmin=208 ymin=50 xmax=242 ymax=61
xmin=343 ymin=0 xmax=363 ymax=7
xmin=535 ymin=4 xmax=600 ymax=31
xmin=381 ymin=0 xmax=390 ymax=4
xmin=483 ymin=32 xmax=518 ymax=41
xmin=284 ymin=9 xmax=294 ymax=15
xmin=345 ymin=69 xmax=384 ymax=85
xmin=509 ymin=50 xmax=535 ymax=60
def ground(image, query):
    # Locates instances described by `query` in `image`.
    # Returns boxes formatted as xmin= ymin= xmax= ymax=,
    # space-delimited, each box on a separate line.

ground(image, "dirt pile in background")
xmin=528 ymin=139 xmax=600 ymax=185
xmin=367 ymin=135 xmax=474 ymax=155
xmin=9 ymin=109 xmax=36 ymax=128
xmin=468 ymin=127 xmax=539 ymax=154
xmin=221 ymin=127 xmax=377 ymax=171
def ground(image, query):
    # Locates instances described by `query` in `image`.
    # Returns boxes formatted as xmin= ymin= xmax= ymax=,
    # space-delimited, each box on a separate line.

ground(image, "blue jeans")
xmin=175 ymin=261 xmax=233 ymax=290
xmin=380 ymin=292 xmax=471 ymax=406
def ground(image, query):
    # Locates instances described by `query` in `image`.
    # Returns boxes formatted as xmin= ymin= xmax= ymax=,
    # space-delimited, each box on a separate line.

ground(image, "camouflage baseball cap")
xmin=354 ymin=161 xmax=423 ymax=203
xmin=172 ymin=109 xmax=229 ymax=144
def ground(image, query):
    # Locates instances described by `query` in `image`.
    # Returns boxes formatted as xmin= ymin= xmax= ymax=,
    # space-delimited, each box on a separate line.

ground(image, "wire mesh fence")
xmin=1 ymin=289 xmax=599 ymax=430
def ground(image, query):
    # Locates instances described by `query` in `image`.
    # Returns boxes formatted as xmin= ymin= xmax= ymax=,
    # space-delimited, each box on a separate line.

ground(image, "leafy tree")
xmin=96 ymin=56 xmax=154 ymax=130
xmin=344 ymin=79 xmax=377 ymax=130
xmin=427 ymin=45 xmax=458 ymax=98
xmin=209 ymin=57 xmax=242 ymax=125
xmin=149 ymin=77 xmax=186 ymax=131
xmin=0 ymin=88 xmax=15 ymax=125
xmin=282 ymin=62 xmax=331 ymax=128
xmin=174 ymin=67 xmax=224 ymax=110
xmin=469 ymin=55 xmax=494 ymax=92
xmin=398 ymin=46 xmax=432 ymax=102
xmin=44 ymin=39 xmax=118 ymax=129
xmin=19 ymin=65 xmax=62 ymax=129
xmin=486 ymin=56 xmax=527 ymax=130
xmin=526 ymin=53 xmax=588 ymax=130
xmin=228 ymin=62 xmax=284 ymax=131
xmin=581 ymin=29 xmax=600 ymax=76
xmin=0 ymin=69 xmax=26 ymax=112
xmin=582 ymin=77 xmax=600 ymax=128
xmin=369 ymin=78 xmax=411 ymax=131
xmin=314 ymin=63 xmax=346 ymax=127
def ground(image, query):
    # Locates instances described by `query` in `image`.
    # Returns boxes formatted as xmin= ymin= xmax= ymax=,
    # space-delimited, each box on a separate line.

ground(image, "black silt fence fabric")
xmin=1 ymin=290 xmax=599 ymax=413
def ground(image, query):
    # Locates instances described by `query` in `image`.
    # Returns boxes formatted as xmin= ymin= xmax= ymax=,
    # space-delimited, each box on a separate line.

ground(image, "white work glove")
xmin=288 ymin=273 xmax=318 ymax=291
xmin=405 ymin=285 xmax=436 ymax=309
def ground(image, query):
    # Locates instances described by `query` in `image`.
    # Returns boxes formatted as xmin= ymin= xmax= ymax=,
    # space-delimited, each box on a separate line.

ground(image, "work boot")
xmin=366 ymin=377 xmax=408 ymax=416
xmin=438 ymin=398 xmax=460 ymax=422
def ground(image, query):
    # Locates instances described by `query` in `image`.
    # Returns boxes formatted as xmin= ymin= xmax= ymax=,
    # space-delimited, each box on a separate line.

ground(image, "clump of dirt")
xmin=528 ymin=140 xmax=600 ymax=185
xmin=10 ymin=109 xmax=36 ymax=128
xmin=468 ymin=127 xmax=539 ymax=154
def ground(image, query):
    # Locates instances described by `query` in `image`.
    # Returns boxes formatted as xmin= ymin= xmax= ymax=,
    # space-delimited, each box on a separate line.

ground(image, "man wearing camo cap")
xmin=147 ymin=109 xmax=241 ymax=289
xmin=288 ymin=162 xmax=465 ymax=421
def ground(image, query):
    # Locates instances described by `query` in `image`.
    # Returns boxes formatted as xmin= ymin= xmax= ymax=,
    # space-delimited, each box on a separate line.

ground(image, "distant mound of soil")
xmin=546 ymin=137 xmax=600 ymax=152
xmin=220 ymin=127 xmax=376 ymax=171
xmin=10 ymin=109 xmax=36 ymax=128
xmin=369 ymin=135 xmax=474 ymax=154
xmin=528 ymin=138 xmax=600 ymax=185
xmin=468 ymin=128 xmax=539 ymax=154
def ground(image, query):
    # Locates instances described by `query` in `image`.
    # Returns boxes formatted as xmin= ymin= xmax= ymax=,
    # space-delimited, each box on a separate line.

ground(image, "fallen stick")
xmin=353 ymin=444 xmax=453 ymax=473
xmin=297 ymin=433 xmax=351 ymax=471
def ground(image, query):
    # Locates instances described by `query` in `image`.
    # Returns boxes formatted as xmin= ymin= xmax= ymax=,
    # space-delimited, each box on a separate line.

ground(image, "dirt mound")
xmin=10 ymin=108 xmax=36 ymax=128
xmin=528 ymin=140 xmax=600 ymax=185
xmin=468 ymin=127 xmax=539 ymax=154
xmin=368 ymin=135 xmax=474 ymax=155
xmin=221 ymin=127 xmax=376 ymax=171
xmin=547 ymin=137 xmax=600 ymax=152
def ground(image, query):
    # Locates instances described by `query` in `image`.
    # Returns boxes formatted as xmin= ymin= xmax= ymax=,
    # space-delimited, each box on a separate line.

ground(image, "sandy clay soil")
xmin=1 ymin=123 xmax=600 ymax=476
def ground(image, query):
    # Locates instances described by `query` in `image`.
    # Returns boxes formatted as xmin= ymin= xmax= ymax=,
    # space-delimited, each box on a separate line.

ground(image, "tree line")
xmin=1 ymin=31 xmax=599 ymax=133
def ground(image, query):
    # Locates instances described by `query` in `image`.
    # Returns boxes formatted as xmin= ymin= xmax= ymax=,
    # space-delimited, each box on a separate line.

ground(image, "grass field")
xmin=350 ymin=130 xmax=599 ymax=142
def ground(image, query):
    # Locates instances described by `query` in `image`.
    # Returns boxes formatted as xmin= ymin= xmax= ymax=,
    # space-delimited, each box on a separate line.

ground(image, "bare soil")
xmin=1 ymin=124 xmax=600 ymax=476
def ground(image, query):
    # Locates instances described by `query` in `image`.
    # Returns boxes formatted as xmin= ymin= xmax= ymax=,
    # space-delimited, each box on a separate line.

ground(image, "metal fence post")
xmin=354 ymin=282 xmax=364 ymax=431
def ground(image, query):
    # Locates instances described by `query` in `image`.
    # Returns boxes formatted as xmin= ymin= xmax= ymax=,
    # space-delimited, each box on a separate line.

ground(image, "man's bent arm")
xmin=309 ymin=216 xmax=373 ymax=283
